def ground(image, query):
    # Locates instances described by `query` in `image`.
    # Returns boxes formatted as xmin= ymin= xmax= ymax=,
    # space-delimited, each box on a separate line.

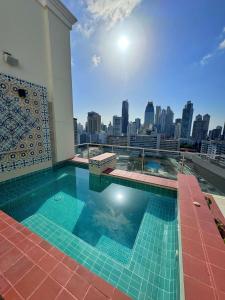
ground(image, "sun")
xmin=117 ymin=35 xmax=130 ymax=51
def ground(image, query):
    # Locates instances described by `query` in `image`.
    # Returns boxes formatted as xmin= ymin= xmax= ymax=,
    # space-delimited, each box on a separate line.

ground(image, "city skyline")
xmin=76 ymin=100 xmax=224 ymax=133
xmin=62 ymin=0 xmax=225 ymax=130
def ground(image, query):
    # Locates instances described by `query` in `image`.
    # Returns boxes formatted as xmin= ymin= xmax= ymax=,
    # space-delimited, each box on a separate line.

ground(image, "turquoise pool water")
xmin=1 ymin=163 xmax=179 ymax=300
xmin=145 ymin=160 xmax=161 ymax=171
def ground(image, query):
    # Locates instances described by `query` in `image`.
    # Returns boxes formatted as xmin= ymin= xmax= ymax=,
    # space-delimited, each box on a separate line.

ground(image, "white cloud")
xmin=200 ymin=53 xmax=212 ymax=66
xmin=76 ymin=0 xmax=142 ymax=37
xmin=92 ymin=54 xmax=101 ymax=66
xmin=86 ymin=0 xmax=142 ymax=29
xmin=218 ymin=38 xmax=225 ymax=50
xmin=200 ymin=26 xmax=225 ymax=66
xmin=76 ymin=23 xmax=94 ymax=38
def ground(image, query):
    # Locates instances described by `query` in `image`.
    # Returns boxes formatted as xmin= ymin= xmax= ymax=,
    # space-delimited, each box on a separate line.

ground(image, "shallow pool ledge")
xmin=178 ymin=174 xmax=225 ymax=300
xmin=0 ymin=210 xmax=131 ymax=300
xmin=70 ymin=157 xmax=178 ymax=190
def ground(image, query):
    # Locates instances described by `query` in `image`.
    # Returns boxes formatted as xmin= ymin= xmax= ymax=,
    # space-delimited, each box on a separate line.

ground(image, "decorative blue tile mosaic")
xmin=0 ymin=73 xmax=51 ymax=173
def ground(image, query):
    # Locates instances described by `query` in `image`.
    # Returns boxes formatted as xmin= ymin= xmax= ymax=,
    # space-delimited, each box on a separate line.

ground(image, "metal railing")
xmin=74 ymin=143 xmax=225 ymax=195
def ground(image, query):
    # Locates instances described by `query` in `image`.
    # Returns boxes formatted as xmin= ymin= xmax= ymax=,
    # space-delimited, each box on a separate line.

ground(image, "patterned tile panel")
xmin=0 ymin=73 xmax=51 ymax=173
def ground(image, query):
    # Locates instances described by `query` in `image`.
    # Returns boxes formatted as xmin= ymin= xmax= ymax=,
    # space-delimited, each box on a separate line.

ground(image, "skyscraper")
xmin=165 ymin=106 xmax=174 ymax=138
xmin=122 ymin=100 xmax=129 ymax=135
xmin=202 ymin=114 xmax=210 ymax=140
xmin=192 ymin=115 xmax=203 ymax=142
xmin=144 ymin=101 xmax=154 ymax=129
xmin=181 ymin=101 xmax=194 ymax=139
xmin=87 ymin=112 xmax=101 ymax=134
xmin=135 ymin=118 xmax=141 ymax=132
xmin=222 ymin=123 xmax=225 ymax=140
xmin=73 ymin=117 xmax=78 ymax=145
xmin=159 ymin=109 xmax=167 ymax=133
xmin=174 ymin=118 xmax=182 ymax=139
xmin=155 ymin=106 xmax=161 ymax=131
xmin=113 ymin=115 xmax=122 ymax=136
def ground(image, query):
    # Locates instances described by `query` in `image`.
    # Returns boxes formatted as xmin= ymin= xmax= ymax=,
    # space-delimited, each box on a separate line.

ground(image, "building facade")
xmin=87 ymin=112 xmax=101 ymax=134
xmin=122 ymin=100 xmax=129 ymax=135
xmin=144 ymin=101 xmax=154 ymax=130
xmin=113 ymin=115 xmax=122 ymax=136
xmin=181 ymin=101 xmax=193 ymax=139
xmin=0 ymin=0 xmax=76 ymax=182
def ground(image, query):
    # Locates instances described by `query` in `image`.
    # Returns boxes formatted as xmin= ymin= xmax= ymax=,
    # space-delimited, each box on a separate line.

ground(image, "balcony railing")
xmin=74 ymin=143 xmax=225 ymax=196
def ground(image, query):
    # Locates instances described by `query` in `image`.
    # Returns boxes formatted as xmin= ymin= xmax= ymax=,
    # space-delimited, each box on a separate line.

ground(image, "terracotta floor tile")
xmin=26 ymin=245 xmax=47 ymax=263
xmin=56 ymin=289 xmax=77 ymax=300
xmin=49 ymin=247 xmax=65 ymax=261
xmin=0 ymin=247 xmax=23 ymax=273
xmin=38 ymin=253 xmax=58 ymax=273
xmin=206 ymin=246 xmax=225 ymax=270
xmin=14 ymin=265 xmax=46 ymax=298
xmin=3 ymin=287 xmax=23 ymax=300
xmin=20 ymin=227 xmax=32 ymax=237
xmin=202 ymin=232 xmax=225 ymax=250
xmin=62 ymin=256 xmax=79 ymax=271
xmin=1 ymin=226 xmax=18 ymax=238
xmin=28 ymin=233 xmax=42 ymax=245
xmin=66 ymin=273 xmax=90 ymax=299
xmin=84 ymin=286 xmax=108 ymax=300
xmin=0 ymin=274 xmax=11 ymax=295
xmin=182 ymin=237 xmax=205 ymax=261
xmin=8 ymin=231 xmax=26 ymax=245
xmin=180 ymin=214 xmax=198 ymax=229
xmin=39 ymin=239 xmax=52 ymax=251
xmin=112 ymin=288 xmax=131 ymax=300
xmin=183 ymin=253 xmax=211 ymax=286
xmin=93 ymin=275 xmax=115 ymax=298
xmin=211 ymin=265 xmax=225 ymax=293
xmin=29 ymin=276 xmax=62 ymax=300
xmin=199 ymin=220 xmax=219 ymax=236
xmin=76 ymin=265 xmax=95 ymax=283
xmin=0 ymin=236 xmax=14 ymax=257
xmin=4 ymin=255 xmax=33 ymax=285
xmin=181 ymin=225 xmax=201 ymax=241
xmin=184 ymin=275 xmax=215 ymax=300
xmin=0 ymin=220 xmax=8 ymax=232
xmin=50 ymin=262 xmax=73 ymax=286
xmin=16 ymin=238 xmax=35 ymax=253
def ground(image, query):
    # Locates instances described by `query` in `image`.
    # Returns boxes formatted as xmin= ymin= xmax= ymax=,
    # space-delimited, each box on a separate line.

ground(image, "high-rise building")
xmin=107 ymin=122 xmax=113 ymax=136
xmin=144 ymin=101 xmax=154 ymax=129
xmin=192 ymin=114 xmax=203 ymax=142
xmin=211 ymin=126 xmax=222 ymax=140
xmin=181 ymin=101 xmax=193 ymax=139
xmin=165 ymin=106 xmax=174 ymax=138
xmin=174 ymin=118 xmax=182 ymax=139
xmin=155 ymin=106 xmax=161 ymax=131
xmin=87 ymin=112 xmax=101 ymax=134
xmin=73 ymin=118 xmax=78 ymax=145
xmin=222 ymin=123 xmax=225 ymax=140
xmin=135 ymin=118 xmax=141 ymax=132
xmin=159 ymin=109 xmax=167 ymax=133
xmin=113 ymin=115 xmax=122 ymax=136
xmin=192 ymin=114 xmax=210 ymax=143
xmin=202 ymin=114 xmax=210 ymax=140
xmin=122 ymin=100 xmax=129 ymax=135
xmin=127 ymin=122 xmax=137 ymax=136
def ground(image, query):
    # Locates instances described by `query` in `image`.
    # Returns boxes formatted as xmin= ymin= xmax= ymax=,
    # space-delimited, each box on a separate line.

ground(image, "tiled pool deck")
xmin=0 ymin=210 xmax=130 ymax=300
xmin=178 ymin=174 xmax=225 ymax=300
xmin=1 ymin=159 xmax=225 ymax=300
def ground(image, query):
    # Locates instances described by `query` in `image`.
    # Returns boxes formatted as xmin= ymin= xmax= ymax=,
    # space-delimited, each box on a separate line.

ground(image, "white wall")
xmin=0 ymin=0 xmax=76 ymax=180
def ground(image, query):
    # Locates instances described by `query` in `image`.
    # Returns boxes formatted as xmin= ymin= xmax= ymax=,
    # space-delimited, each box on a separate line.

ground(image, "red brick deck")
xmin=71 ymin=157 xmax=89 ymax=164
xmin=178 ymin=174 xmax=225 ymax=300
xmin=0 ymin=211 xmax=130 ymax=300
xmin=108 ymin=169 xmax=178 ymax=190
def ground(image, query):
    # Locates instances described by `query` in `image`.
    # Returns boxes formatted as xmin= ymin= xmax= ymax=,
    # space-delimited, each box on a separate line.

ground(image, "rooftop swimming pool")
xmin=0 ymin=163 xmax=180 ymax=300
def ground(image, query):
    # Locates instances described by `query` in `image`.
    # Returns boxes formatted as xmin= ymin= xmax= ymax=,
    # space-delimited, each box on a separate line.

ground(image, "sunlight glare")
xmin=118 ymin=35 xmax=130 ymax=51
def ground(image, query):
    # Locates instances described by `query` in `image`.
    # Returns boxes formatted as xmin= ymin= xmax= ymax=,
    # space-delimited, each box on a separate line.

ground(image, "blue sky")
xmin=62 ymin=0 xmax=225 ymax=129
